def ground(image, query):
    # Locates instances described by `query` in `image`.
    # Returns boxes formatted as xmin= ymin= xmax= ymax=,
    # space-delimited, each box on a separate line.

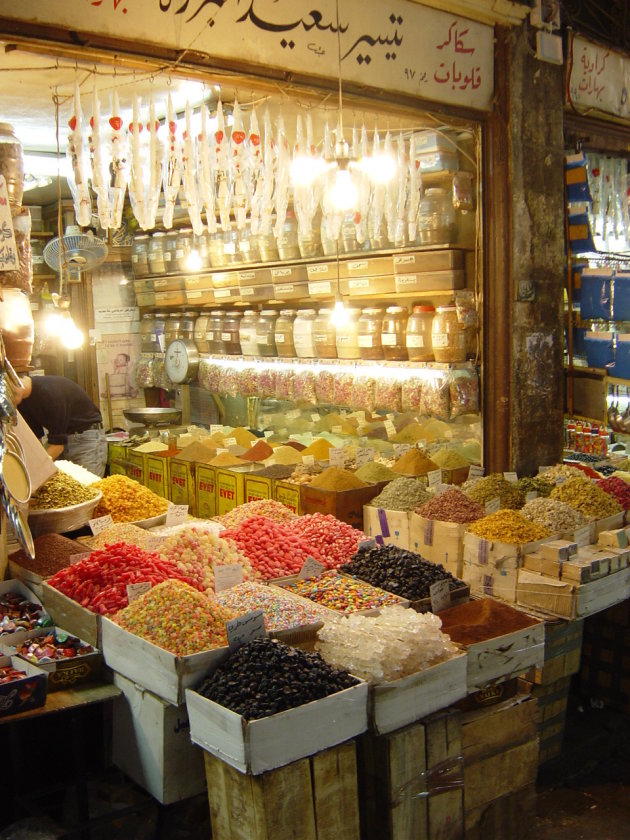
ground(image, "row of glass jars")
xmin=141 ymin=303 xmax=468 ymax=363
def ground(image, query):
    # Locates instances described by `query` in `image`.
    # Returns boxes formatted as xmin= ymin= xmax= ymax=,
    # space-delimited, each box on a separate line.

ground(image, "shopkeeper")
xmin=14 ymin=375 xmax=108 ymax=477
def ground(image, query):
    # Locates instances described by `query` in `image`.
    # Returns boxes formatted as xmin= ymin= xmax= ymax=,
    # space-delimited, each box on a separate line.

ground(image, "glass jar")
xmin=357 ymin=308 xmax=385 ymax=360
xmin=275 ymin=309 xmax=297 ymax=358
xmin=432 ymin=304 xmax=467 ymax=362
xmin=341 ymin=215 xmax=359 ymax=254
xmin=222 ymin=229 xmax=241 ymax=264
xmin=193 ymin=313 xmax=211 ymax=353
xmin=381 ymin=306 xmax=409 ymax=361
xmin=180 ymin=311 xmax=198 ymax=342
xmin=293 ymin=309 xmax=317 ymax=359
xmin=320 ymin=217 xmax=338 ymax=257
xmin=258 ymin=228 xmax=279 ymax=262
xmin=256 ymin=310 xmax=278 ymax=357
xmin=208 ymin=231 xmax=227 ymax=268
xmin=417 ymin=188 xmax=455 ymax=245
xmin=164 ymin=230 xmax=178 ymax=272
xmin=335 ymin=307 xmax=361 ymax=359
xmin=298 ymin=225 xmax=322 ymax=259
xmin=193 ymin=231 xmax=211 ymax=271
xmin=164 ymin=314 xmax=183 ymax=347
xmin=0 ymin=288 xmax=33 ymax=370
xmin=406 ymin=305 xmax=435 ymax=362
xmin=313 ymin=309 xmax=337 ymax=359
xmin=148 ymin=232 xmax=168 ymax=275
xmin=31 ymin=238 xmax=46 ymax=277
xmin=131 ymin=235 xmax=150 ymax=277
xmin=276 ymin=212 xmax=300 ymax=261
xmin=222 ymin=310 xmax=243 ymax=355
xmin=206 ymin=311 xmax=224 ymax=354
xmin=239 ymin=226 xmax=261 ymax=264
xmin=175 ymin=228 xmax=194 ymax=272
xmin=240 ymin=310 xmax=259 ymax=356
xmin=154 ymin=312 xmax=168 ymax=353
xmin=140 ymin=313 xmax=159 ymax=353
xmin=0 ymin=122 xmax=24 ymax=209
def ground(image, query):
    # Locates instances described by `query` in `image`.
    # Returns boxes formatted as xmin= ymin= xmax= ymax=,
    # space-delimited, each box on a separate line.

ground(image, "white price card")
xmin=226 ymin=610 xmax=266 ymax=651
xmin=355 ymin=447 xmax=375 ymax=466
xmin=145 ymin=535 xmax=165 ymax=553
xmin=89 ymin=514 xmax=114 ymax=536
xmin=298 ymin=556 xmax=326 ymax=579
xmin=434 ymin=483 xmax=450 ymax=495
xmin=126 ymin=582 xmax=152 ymax=603
xmin=358 ymin=538 xmax=377 ymax=551
xmin=224 ymin=438 xmax=237 ymax=447
xmin=574 ymin=524 xmax=592 ymax=548
xmin=503 ymin=471 xmax=518 ymax=483
xmin=525 ymin=491 xmax=538 ymax=503
xmin=264 ymin=430 xmax=274 ymax=438
xmin=302 ymin=454 xmax=315 ymax=466
xmin=485 ymin=498 xmax=501 ymax=514
xmin=311 ymin=413 xmax=321 ymax=422
xmin=394 ymin=444 xmax=412 ymax=458
xmin=329 ymin=448 xmax=346 ymax=468
xmin=287 ymin=410 xmax=301 ymax=420
xmin=214 ymin=564 xmax=244 ymax=593
xmin=427 ymin=469 xmax=442 ymax=488
xmin=385 ymin=420 xmax=397 ymax=439
xmin=469 ymin=465 xmax=485 ymax=479
xmin=332 ymin=425 xmax=343 ymax=435
xmin=210 ymin=424 xmax=223 ymax=435
xmin=166 ymin=504 xmax=189 ymax=526
xmin=0 ymin=176 xmax=18 ymax=273
xmin=430 ymin=579 xmax=452 ymax=613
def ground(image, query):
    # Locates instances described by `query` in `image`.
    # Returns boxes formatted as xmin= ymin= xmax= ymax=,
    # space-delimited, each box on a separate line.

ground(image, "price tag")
xmin=394 ymin=444 xmax=411 ymax=458
xmin=224 ymin=438 xmax=237 ymax=447
xmin=311 ymin=413 xmax=321 ymax=422
xmin=145 ymin=536 xmax=164 ymax=553
xmin=525 ymin=491 xmax=538 ymax=502
xmin=329 ymin=448 xmax=346 ymax=467
xmin=332 ymin=425 xmax=343 ymax=435
xmin=210 ymin=424 xmax=224 ymax=435
xmin=216 ymin=448 xmax=228 ymax=455
xmin=166 ymin=504 xmax=189 ymax=526
xmin=89 ymin=514 xmax=114 ymax=536
xmin=427 ymin=469 xmax=442 ymax=488
xmin=352 ymin=411 xmax=367 ymax=423
xmin=226 ymin=610 xmax=266 ymax=651
xmin=355 ymin=447 xmax=375 ymax=466
xmin=485 ymin=498 xmax=501 ymax=514
xmin=385 ymin=420 xmax=397 ymax=439
xmin=69 ymin=552 xmax=90 ymax=565
xmin=126 ymin=582 xmax=151 ymax=603
xmin=302 ymin=454 xmax=315 ymax=466
xmin=503 ymin=471 xmax=518 ymax=483
xmin=287 ymin=410 xmax=301 ymax=420
xmin=434 ymin=483 xmax=449 ymax=495
xmin=298 ymin=556 xmax=326 ymax=579
xmin=539 ymin=466 xmax=552 ymax=473
xmin=574 ymin=524 xmax=592 ymax=548
xmin=556 ymin=475 xmax=567 ymax=485
xmin=214 ymin=564 xmax=244 ymax=593
xmin=277 ymin=428 xmax=288 ymax=438
xmin=358 ymin=538 xmax=376 ymax=551
xmin=468 ymin=465 xmax=485 ymax=479
xmin=264 ymin=430 xmax=274 ymax=438
xmin=430 ymin=579 xmax=452 ymax=613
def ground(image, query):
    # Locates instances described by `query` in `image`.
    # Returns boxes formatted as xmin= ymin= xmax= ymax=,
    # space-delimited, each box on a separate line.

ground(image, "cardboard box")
xmin=239 ymin=283 xmax=274 ymax=302
xmin=145 ymin=452 xmax=172 ymax=498
xmin=595 ymin=511 xmax=625 ymax=535
xmin=0 ymin=580 xmax=48 ymax=640
xmin=462 ymin=533 xmax=544 ymax=603
xmin=0 ymin=654 xmax=47 ymax=717
xmin=215 ymin=468 xmax=247 ymax=516
xmin=195 ymin=464 xmax=216 ymax=518
xmin=525 ymin=618 xmax=584 ymax=685
xmin=40 ymin=582 xmax=101 ymax=648
xmin=339 ymin=275 xmax=395 ymax=296
xmin=101 ymin=617 xmax=230 ymax=705
xmin=409 ymin=514 xmax=466 ymax=578
xmin=107 ymin=442 xmax=128 ymax=477
xmin=186 ymin=679 xmax=368 ymax=775
xmin=363 ymin=507 xmax=410 ymax=550
xmin=126 ymin=451 xmax=145 ymax=485
xmin=212 ymin=285 xmax=240 ymax=303
xmin=185 ymin=287 xmax=215 ymax=305
xmin=155 ymin=289 xmax=186 ymax=307
xmin=300 ymin=483 xmax=384 ymax=531
xmin=169 ymin=458 xmax=196 ymax=508
xmin=112 ymin=672 xmax=206 ymax=804
xmin=274 ymin=480 xmax=302 ymax=515
xmin=517 ymin=566 xmax=630 ymax=619
xmin=244 ymin=474 xmax=272 ymax=503
xmin=393 ymin=250 xmax=463 ymax=273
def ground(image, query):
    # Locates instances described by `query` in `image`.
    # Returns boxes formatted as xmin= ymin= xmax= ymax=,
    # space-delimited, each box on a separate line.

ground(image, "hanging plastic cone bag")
xmin=145 ymin=93 xmax=164 ymax=230
xmin=407 ymin=134 xmax=421 ymax=243
xmin=248 ymin=108 xmax=264 ymax=235
xmin=197 ymin=99 xmax=217 ymax=234
xmin=162 ymin=93 xmax=182 ymax=230
xmin=128 ymin=94 xmax=148 ymax=229
xmin=88 ymin=82 xmax=111 ymax=229
xmin=230 ymin=98 xmax=248 ymax=230
xmin=354 ymin=123 xmax=371 ymax=245
xmin=67 ymin=81 xmax=93 ymax=227
xmin=182 ymin=100 xmax=204 ymax=235
xmin=273 ymin=114 xmax=291 ymax=240
xmin=213 ymin=100 xmax=232 ymax=232
xmin=108 ymin=90 xmax=129 ymax=230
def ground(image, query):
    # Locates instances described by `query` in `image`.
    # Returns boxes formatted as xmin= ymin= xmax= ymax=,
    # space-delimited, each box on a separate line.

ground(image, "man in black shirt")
xmin=15 ymin=375 xmax=108 ymax=477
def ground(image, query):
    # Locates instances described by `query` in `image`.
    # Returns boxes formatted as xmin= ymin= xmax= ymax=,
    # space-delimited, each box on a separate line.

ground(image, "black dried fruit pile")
xmin=340 ymin=544 xmax=463 ymax=601
xmin=197 ymin=638 xmax=358 ymax=719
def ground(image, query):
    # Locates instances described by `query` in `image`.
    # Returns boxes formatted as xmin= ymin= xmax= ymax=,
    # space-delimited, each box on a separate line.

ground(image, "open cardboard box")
xmin=0 ymin=579 xmax=49 ymax=642
xmin=517 ymin=566 xmax=630 ymax=619
xmin=0 ymin=653 xmax=48 ymax=716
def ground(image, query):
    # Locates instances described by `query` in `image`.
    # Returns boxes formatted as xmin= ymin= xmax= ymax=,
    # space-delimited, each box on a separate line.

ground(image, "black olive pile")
xmin=340 ymin=544 xmax=463 ymax=601
xmin=197 ymin=638 xmax=358 ymax=719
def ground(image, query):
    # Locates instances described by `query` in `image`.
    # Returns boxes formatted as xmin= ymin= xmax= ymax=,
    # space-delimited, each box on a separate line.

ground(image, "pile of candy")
xmin=114 ymin=580 xmax=235 ymax=656
xmin=197 ymin=638 xmax=358 ymax=719
xmin=316 ymin=606 xmax=458 ymax=684
xmin=290 ymin=514 xmax=365 ymax=569
xmin=90 ymin=523 xmax=156 ymax=550
xmin=215 ymin=499 xmax=297 ymax=527
xmin=0 ymin=592 xmax=50 ymax=636
xmin=93 ymin=475 xmax=169 ymax=522
xmin=596 ymin=476 xmax=630 ymax=510
xmin=215 ymin=581 xmax=330 ymax=632
xmin=281 ymin=570 xmax=402 ymax=613
xmin=0 ymin=664 xmax=28 ymax=684
xmin=47 ymin=544 xmax=203 ymax=615
xmin=14 ymin=630 xmax=95 ymax=663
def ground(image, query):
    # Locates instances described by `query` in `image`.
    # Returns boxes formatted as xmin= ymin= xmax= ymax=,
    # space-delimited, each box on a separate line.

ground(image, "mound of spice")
xmin=392 ymin=448 xmax=439 ymax=476
xmin=47 ymin=544 xmax=203 ymax=615
xmin=197 ymin=638 xmax=358 ymax=719
xmin=215 ymin=499 xmax=297 ymax=527
xmin=282 ymin=570 xmax=403 ymax=613
xmin=93 ymin=475 xmax=169 ymax=523
xmin=265 ymin=445 xmax=304 ymax=466
xmin=209 ymin=452 xmax=248 ymax=468
xmin=340 ymin=544 xmax=462 ymax=601
xmin=9 ymin=533 xmax=83 ymax=579
xmin=173 ymin=440 xmax=218 ymax=464
xmin=114 ymin=580 xmax=235 ymax=656
xmin=1 ymin=591 xmax=49 ymax=636
xmin=220 ymin=517 xmax=326 ymax=579
xmin=466 ymin=509 xmax=549 ymax=543
xmin=538 ymin=464 xmax=584 ymax=484
xmin=90 ymin=522 xmax=156 ymax=551
xmin=309 ymin=467 xmax=368 ymax=491
xmin=431 ymin=448 xmax=470 ymax=470
xmin=216 ymin=581 xmax=330 ymax=632
xmin=355 ymin=461 xmax=398 ymax=483
xmin=369 ymin=477 xmax=430 ymax=512
xmin=516 ymin=476 xmax=554 ymax=498
xmin=30 ymin=472 xmax=99 ymax=510
xmin=550 ymin=476 xmax=622 ymax=519
xmin=439 ymin=598 xmax=539 ymax=645
xmin=596 ymin=476 xmax=630 ymax=509
xmin=520 ymin=497 xmax=588 ymax=533
xmin=287 ymin=463 xmax=326 ymax=484
xmin=290 ymin=513 xmax=365 ymax=569
xmin=301 ymin=438 xmax=334 ymax=460
xmin=416 ymin=487 xmax=485 ymax=524
xmin=240 ymin=440 xmax=274 ymax=462
xmin=464 ymin=474 xmax=525 ymax=510
xmin=254 ymin=464 xmax=296 ymax=480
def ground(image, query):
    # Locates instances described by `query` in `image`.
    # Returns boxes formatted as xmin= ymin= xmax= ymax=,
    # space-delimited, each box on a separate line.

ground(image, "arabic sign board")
xmin=0 ymin=177 xmax=18 ymax=273
xmin=6 ymin=0 xmax=494 ymax=111
xmin=567 ymin=33 xmax=630 ymax=121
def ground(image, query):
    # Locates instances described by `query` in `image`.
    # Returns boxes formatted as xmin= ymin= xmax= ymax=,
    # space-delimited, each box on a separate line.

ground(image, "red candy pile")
xmin=46 ymin=543 xmax=204 ymax=615
xmin=220 ymin=517 xmax=326 ymax=579
xmin=597 ymin=476 xmax=630 ymax=510
xmin=290 ymin=513 xmax=365 ymax=569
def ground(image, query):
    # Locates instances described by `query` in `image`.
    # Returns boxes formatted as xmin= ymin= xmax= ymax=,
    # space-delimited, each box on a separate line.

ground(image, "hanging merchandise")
xmin=273 ymin=114 xmax=291 ymax=241
xmin=248 ymin=107 xmax=264 ymax=236
xmin=66 ymin=81 xmax=92 ymax=227
xmin=162 ymin=93 xmax=182 ymax=230
xmin=214 ymin=100 xmax=231 ymax=232
xmin=88 ymin=82 xmax=111 ymax=230
xmin=198 ymin=96 xmax=216 ymax=234
xmin=108 ymin=90 xmax=129 ymax=230
xmin=230 ymin=98 xmax=248 ymax=231
xmin=182 ymin=100 xmax=204 ymax=234
xmin=354 ymin=124 xmax=371 ymax=246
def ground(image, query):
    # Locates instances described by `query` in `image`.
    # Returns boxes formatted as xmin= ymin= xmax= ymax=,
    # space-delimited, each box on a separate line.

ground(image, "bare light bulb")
xmin=45 ymin=311 xmax=66 ymax=337
xmin=331 ymin=295 xmax=349 ymax=328
xmin=291 ymin=155 xmax=326 ymax=186
xmin=62 ymin=319 xmax=85 ymax=350
xmin=362 ymin=153 xmax=397 ymax=184
xmin=329 ymin=168 xmax=359 ymax=212
xmin=186 ymin=248 xmax=203 ymax=271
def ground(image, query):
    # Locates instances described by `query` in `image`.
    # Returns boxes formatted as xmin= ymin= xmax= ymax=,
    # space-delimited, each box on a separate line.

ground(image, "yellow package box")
xmin=215 ymin=469 xmax=246 ymax=517
xmin=169 ymin=459 xmax=196 ymax=508
xmin=274 ymin=480 xmax=302 ymax=515
xmin=244 ymin=474 xmax=272 ymax=504
xmin=126 ymin=451 xmax=145 ymax=485
xmin=145 ymin=453 xmax=172 ymax=499
xmin=195 ymin=465 xmax=216 ymax=518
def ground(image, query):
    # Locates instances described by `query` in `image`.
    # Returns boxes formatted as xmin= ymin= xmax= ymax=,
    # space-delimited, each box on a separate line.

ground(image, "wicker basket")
xmin=28 ymin=492 xmax=103 ymax=537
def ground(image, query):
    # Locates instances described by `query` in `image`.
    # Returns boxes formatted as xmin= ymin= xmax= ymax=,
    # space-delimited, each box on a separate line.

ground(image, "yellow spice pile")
xmin=93 ymin=475 xmax=169 ymax=523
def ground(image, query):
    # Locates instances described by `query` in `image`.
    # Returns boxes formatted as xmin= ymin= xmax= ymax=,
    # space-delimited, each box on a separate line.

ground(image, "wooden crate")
xmin=522 ymin=676 xmax=571 ymax=764
xmin=357 ymin=709 xmax=464 ymax=840
xmin=204 ymin=742 xmax=360 ymax=840
xmin=464 ymin=784 xmax=536 ymax=840
xmin=525 ymin=618 xmax=583 ymax=685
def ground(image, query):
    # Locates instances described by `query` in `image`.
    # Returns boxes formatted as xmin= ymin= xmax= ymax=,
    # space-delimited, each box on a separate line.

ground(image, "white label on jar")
xmin=308 ymin=281 xmax=331 ymax=294
xmin=238 ymin=271 xmax=256 ymax=281
xmin=154 ymin=279 xmax=168 ymax=288
xmin=397 ymin=274 xmax=417 ymax=286
xmin=206 ymin=332 xmax=215 ymax=342
xmin=394 ymin=255 xmax=415 ymax=266
xmin=358 ymin=335 xmax=373 ymax=347
xmin=221 ymin=332 xmax=231 ymax=342
xmin=224 ymin=243 xmax=236 ymax=255
xmin=406 ymin=335 xmax=425 ymax=348
xmin=187 ymin=277 xmax=200 ymax=286
xmin=187 ymin=291 xmax=202 ymax=299
xmin=313 ymin=334 xmax=329 ymax=343
xmin=240 ymin=240 xmax=250 ymax=252
xmin=215 ymin=289 xmax=231 ymax=298
xmin=131 ymin=254 xmax=139 ymax=263
xmin=308 ymin=264 xmax=330 ymax=276
xmin=241 ymin=287 xmax=255 ymax=296
xmin=272 ymin=268 xmax=292 ymax=278
xmin=240 ymin=331 xmax=252 ymax=341
xmin=348 ymin=260 xmax=368 ymax=271
xmin=349 ymin=279 xmax=369 ymax=289
xmin=175 ymin=249 xmax=185 ymax=259
xmin=311 ymin=413 xmax=321 ymax=422
xmin=275 ymin=333 xmax=286 ymax=343
xmin=332 ymin=425 xmax=343 ymax=434
xmin=164 ymin=252 xmax=172 ymax=261
xmin=256 ymin=333 xmax=271 ymax=344
xmin=275 ymin=284 xmax=294 ymax=294
xmin=381 ymin=333 xmax=397 ymax=346
xmin=432 ymin=333 xmax=449 ymax=348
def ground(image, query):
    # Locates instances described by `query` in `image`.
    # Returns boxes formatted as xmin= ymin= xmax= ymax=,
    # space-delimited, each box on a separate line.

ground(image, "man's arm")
xmin=46 ymin=443 xmax=65 ymax=460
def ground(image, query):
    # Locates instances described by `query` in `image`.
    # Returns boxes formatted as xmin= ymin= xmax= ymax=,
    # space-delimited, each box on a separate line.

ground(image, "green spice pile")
xmin=416 ymin=488 xmax=485 ymax=524
xmin=355 ymin=461 xmax=399 ymax=483
xmin=309 ymin=467 xmax=367 ymax=491
xmin=463 ymin=474 xmax=525 ymax=510
xmin=30 ymin=472 xmax=99 ymax=510
xmin=369 ymin=477 xmax=430 ymax=512
xmin=520 ymin=497 xmax=589 ymax=533
xmin=466 ymin=509 xmax=549 ymax=543
xmin=550 ymin=476 xmax=622 ymax=519
xmin=392 ymin=449 xmax=439 ymax=476
xmin=431 ymin=448 xmax=470 ymax=470
xmin=516 ymin=476 xmax=554 ymax=498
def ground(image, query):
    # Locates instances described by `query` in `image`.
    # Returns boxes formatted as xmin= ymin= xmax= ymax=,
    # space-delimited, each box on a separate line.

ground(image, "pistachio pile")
xmin=30 ymin=472 xmax=99 ymax=510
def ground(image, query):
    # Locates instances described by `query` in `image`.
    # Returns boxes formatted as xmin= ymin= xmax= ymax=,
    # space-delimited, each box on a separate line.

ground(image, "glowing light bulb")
xmin=62 ymin=319 xmax=85 ymax=350
xmin=331 ymin=295 xmax=349 ymax=328
xmin=362 ymin=153 xmax=397 ymax=184
xmin=290 ymin=155 xmax=326 ymax=186
xmin=186 ymin=248 xmax=203 ymax=271
xmin=329 ymin=168 xmax=358 ymax=212
xmin=45 ymin=311 xmax=65 ymax=337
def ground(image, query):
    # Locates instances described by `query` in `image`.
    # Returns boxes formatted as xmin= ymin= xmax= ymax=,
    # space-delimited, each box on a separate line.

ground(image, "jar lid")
xmin=152 ymin=231 xmax=167 ymax=238
xmin=317 ymin=308 xmax=332 ymax=315
xmin=154 ymin=312 xmax=169 ymax=318
xmin=225 ymin=310 xmax=242 ymax=317
xmin=280 ymin=309 xmax=296 ymax=317
xmin=297 ymin=309 xmax=317 ymax=316
xmin=135 ymin=234 xmax=150 ymax=240
xmin=412 ymin=305 xmax=436 ymax=313
xmin=385 ymin=306 xmax=407 ymax=314
xmin=179 ymin=227 xmax=193 ymax=234
xmin=436 ymin=304 xmax=457 ymax=312
xmin=243 ymin=310 xmax=257 ymax=316
xmin=361 ymin=308 xmax=384 ymax=315
xmin=260 ymin=309 xmax=278 ymax=316
xmin=182 ymin=311 xmax=199 ymax=317
xmin=141 ymin=313 xmax=154 ymax=320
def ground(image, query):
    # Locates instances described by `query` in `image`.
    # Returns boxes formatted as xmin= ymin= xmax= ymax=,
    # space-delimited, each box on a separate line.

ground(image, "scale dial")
xmin=164 ymin=339 xmax=199 ymax=384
